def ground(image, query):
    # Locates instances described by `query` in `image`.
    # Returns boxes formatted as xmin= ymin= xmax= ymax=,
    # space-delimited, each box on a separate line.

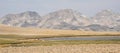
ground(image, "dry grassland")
xmin=0 ymin=24 xmax=120 ymax=36
xmin=0 ymin=24 xmax=120 ymax=53
xmin=0 ymin=44 xmax=120 ymax=53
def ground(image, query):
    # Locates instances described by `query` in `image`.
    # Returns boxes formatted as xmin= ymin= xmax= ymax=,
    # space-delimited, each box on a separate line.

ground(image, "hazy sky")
xmin=0 ymin=0 xmax=120 ymax=17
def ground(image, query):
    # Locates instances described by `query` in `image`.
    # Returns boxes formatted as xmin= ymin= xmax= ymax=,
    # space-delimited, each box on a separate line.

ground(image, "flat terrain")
xmin=0 ymin=24 xmax=120 ymax=53
xmin=0 ymin=44 xmax=120 ymax=53
xmin=0 ymin=24 xmax=120 ymax=36
xmin=0 ymin=38 xmax=119 ymax=47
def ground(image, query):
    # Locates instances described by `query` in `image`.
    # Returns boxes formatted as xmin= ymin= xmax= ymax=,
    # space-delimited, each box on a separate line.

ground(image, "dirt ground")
xmin=0 ymin=44 xmax=120 ymax=53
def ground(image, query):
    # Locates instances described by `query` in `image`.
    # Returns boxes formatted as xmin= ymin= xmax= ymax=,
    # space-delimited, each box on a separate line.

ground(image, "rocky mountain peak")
xmin=102 ymin=9 xmax=112 ymax=12
xmin=39 ymin=9 xmax=90 ymax=29
xmin=0 ymin=9 xmax=120 ymax=31
xmin=45 ymin=9 xmax=82 ymax=17
xmin=93 ymin=9 xmax=120 ymax=27
xmin=20 ymin=11 xmax=39 ymax=17
xmin=56 ymin=9 xmax=75 ymax=13
xmin=96 ymin=9 xmax=113 ymax=16
xmin=0 ymin=11 xmax=41 ymax=27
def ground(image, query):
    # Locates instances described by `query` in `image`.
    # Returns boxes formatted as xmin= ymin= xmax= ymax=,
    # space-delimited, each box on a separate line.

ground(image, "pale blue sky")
xmin=0 ymin=0 xmax=120 ymax=17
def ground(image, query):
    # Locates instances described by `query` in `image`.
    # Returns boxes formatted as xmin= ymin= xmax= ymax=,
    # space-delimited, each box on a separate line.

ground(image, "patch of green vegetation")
xmin=0 ymin=34 xmax=120 ymax=47
xmin=0 ymin=34 xmax=120 ymax=40
xmin=0 ymin=38 xmax=32 ymax=47
xmin=24 ymin=34 xmax=120 ymax=39
xmin=0 ymin=39 xmax=21 ymax=45
xmin=5 ymin=40 xmax=120 ymax=47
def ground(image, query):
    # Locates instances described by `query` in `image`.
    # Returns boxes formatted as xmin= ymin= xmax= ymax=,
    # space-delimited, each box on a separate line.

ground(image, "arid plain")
xmin=0 ymin=24 xmax=120 ymax=53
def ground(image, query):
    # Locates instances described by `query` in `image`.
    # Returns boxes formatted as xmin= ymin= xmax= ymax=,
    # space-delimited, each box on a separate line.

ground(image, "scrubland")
xmin=0 ymin=24 xmax=120 ymax=53
xmin=0 ymin=24 xmax=120 ymax=36
xmin=0 ymin=38 xmax=120 ymax=53
xmin=0 ymin=44 xmax=120 ymax=53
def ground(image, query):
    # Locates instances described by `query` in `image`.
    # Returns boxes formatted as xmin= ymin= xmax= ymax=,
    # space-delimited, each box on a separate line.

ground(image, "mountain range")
xmin=0 ymin=9 xmax=120 ymax=31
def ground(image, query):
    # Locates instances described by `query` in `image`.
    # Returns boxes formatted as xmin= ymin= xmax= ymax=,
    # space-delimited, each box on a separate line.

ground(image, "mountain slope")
xmin=0 ymin=11 xmax=42 ymax=27
xmin=0 ymin=9 xmax=120 ymax=31
xmin=89 ymin=9 xmax=120 ymax=31
xmin=93 ymin=9 xmax=120 ymax=27
xmin=39 ymin=9 xmax=91 ymax=30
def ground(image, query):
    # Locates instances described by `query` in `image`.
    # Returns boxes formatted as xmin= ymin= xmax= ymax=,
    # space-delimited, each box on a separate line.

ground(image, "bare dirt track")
xmin=0 ymin=44 xmax=120 ymax=53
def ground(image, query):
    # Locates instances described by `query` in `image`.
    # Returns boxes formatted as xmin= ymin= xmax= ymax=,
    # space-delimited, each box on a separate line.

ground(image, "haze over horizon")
xmin=0 ymin=0 xmax=120 ymax=17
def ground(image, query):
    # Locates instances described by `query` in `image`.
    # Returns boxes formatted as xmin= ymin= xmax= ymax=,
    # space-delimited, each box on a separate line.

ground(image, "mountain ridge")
xmin=0 ymin=9 xmax=120 ymax=31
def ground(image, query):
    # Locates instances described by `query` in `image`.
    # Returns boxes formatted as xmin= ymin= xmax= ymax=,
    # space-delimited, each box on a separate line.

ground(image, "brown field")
xmin=0 ymin=24 xmax=120 ymax=37
xmin=0 ymin=44 xmax=119 ymax=53
xmin=0 ymin=24 xmax=120 ymax=53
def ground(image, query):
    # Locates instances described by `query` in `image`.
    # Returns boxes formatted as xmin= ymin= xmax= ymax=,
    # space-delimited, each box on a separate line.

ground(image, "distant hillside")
xmin=0 ymin=9 xmax=120 ymax=31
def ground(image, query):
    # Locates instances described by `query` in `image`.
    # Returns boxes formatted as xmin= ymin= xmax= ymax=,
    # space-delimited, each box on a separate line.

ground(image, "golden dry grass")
xmin=0 ymin=24 xmax=120 ymax=36
xmin=0 ymin=24 xmax=120 ymax=53
xmin=0 ymin=44 xmax=120 ymax=53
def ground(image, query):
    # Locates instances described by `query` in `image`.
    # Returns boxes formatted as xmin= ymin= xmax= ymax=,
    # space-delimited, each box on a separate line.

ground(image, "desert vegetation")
xmin=0 ymin=44 xmax=120 ymax=53
xmin=0 ymin=24 xmax=120 ymax=36
xmin=0 ymin=34 xmax=120 ymax=47
xmin=0 ymin=25 xmax=120 ymax=53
